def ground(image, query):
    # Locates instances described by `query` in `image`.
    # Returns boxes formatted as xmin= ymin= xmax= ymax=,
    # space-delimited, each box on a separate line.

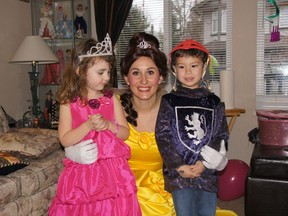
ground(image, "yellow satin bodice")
xmin=126 ymin=124 xmax=175 ymax=216
xmin=126 ymin=124 xmax=237 ymax=216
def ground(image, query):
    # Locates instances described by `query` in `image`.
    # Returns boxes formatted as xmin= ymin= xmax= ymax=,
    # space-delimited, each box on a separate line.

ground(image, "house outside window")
xmin=221 ymin=9 xmax=227 ymax=33
xmin=116 ymin=0 xmax=232 ymax=97
xmin=212 ymin=11 xmax=219 ymax=34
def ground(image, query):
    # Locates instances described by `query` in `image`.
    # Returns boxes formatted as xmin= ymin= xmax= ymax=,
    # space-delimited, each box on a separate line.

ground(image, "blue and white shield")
xmin=175 ymin=106 xmax=214 ymax=153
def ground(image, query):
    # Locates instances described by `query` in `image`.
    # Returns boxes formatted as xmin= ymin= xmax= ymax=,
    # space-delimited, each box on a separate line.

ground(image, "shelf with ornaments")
xmin=31 ymin=0 xmax=91 ymax=127
xmin=31 ymin=0 xmax=91 ymax=41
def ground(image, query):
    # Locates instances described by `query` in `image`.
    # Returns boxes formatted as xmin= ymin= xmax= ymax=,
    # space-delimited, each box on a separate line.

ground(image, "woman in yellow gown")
xmin=119 ymin=32 xmax=236 ymax=216
xmin=119 ymin=32 xmax=175 ymax=216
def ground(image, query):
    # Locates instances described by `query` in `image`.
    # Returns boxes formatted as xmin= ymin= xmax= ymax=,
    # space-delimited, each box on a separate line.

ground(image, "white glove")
xmin=65 ymin=139 xmax=98 ymax=164
xmin=200 ymin=140 xmax=228 ymax=171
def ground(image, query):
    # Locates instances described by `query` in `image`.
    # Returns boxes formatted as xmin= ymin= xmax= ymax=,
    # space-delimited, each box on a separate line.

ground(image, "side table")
xmin=225 ymin=108 xmax=246 ymax=134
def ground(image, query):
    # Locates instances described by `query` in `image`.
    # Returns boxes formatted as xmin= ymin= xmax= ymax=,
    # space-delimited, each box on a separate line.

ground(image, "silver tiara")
xmin=79 ymin=33 xmax=113 ymax=61
xmin=137 ymin=39 xmax=151 ymax=49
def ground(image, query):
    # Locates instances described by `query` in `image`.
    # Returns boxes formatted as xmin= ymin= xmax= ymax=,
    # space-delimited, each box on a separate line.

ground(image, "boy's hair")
xmin=56 ymin=38 xmax=115 ymax=104
xmin=170 ymin=39 xmax=209 ymax=72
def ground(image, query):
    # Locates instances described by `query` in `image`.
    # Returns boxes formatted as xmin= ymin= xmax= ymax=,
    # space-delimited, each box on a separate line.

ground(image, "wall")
xmin=229 ymin=0 xmax=257 ymax=164
xmin=0 ymin=0 xmax=258 ymax=164
xmin=0 ymin=1 xmax=31 ymax=120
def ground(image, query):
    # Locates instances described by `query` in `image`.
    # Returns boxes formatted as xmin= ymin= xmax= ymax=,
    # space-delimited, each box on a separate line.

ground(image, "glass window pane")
xmin=256 ymin=0 xmax=288 ymax=109
xmin=116 ymin=0 xmax=232 ymax=98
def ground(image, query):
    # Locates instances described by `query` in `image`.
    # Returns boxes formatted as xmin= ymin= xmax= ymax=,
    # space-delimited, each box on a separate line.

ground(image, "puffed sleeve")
xmin=210 ymin=101 xmax=229 ymax=151
xmin=155 ymin=96 xmax=185 ymax=171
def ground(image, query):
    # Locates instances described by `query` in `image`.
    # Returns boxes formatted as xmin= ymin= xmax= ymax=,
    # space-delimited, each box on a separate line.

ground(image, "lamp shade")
xmin=10 ymin=36 xmax=58 ymax=64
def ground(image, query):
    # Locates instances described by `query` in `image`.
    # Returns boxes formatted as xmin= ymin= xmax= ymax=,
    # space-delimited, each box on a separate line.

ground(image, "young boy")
xmin=155 ymin=39 xmax=229 ymax=216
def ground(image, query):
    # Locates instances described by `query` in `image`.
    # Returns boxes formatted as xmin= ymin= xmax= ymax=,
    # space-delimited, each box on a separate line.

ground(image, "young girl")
xmin=48 ymin=35 xmax=141 ymax=216
xmin=155 ymin=39 xmax=229 ymax=216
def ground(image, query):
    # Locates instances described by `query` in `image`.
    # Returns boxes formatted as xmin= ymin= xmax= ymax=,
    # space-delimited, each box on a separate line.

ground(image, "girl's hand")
xmin=89 ymin=114 xmax=109 ymax=132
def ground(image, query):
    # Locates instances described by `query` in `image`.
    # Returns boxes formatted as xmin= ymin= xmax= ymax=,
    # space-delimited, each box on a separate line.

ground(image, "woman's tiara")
xmin=137 ymin=39 xmax=151 ymax=49
xmin=79 ymin=33 xmax=113 ymax=61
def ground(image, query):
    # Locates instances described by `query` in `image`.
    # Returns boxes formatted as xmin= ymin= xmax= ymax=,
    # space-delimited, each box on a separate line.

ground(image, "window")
xmin=212 ymin=11 xmax=219 ymax=34
xmin=256 ymin=0 xmax=288 ymax=109
xmin=221 ymin=9 xmax=227 ymax=33
xmin=116 ymin=0 xmax=233 ymax=98
xmin=279 ymin=5 xmax=288 ymax=28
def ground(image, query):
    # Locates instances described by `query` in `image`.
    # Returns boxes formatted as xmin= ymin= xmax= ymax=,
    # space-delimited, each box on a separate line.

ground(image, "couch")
xmin=0 ymin=108 xmax=64 ymax=216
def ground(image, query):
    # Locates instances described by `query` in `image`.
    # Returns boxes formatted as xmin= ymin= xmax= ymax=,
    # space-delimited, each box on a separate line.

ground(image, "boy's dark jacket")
xmin=155 ymin=82 xmax=229 ymax=193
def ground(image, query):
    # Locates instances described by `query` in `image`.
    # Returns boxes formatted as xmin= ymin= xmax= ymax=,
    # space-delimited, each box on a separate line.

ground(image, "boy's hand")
xmin=189 ymin=161 xmax=205 ymax=177
xmin=177 ymin=165 xmax=194 ymax=178
xmin=177 ymin=164 xmax=204 ymax=178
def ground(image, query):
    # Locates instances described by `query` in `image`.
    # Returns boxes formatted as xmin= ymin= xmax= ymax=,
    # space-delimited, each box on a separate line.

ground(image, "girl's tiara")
xmin=79 ymin=33 xmax=113 ymax=61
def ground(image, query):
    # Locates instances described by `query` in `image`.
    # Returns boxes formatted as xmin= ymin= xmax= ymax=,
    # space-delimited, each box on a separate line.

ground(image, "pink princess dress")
xmin=49 ymin=91 xmax=141 ymax=216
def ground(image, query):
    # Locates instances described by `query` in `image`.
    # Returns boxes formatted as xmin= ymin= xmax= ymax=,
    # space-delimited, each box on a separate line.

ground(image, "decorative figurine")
xmin=39 ymin=0 xmax=56 ymax=38
xmin=265 ymin=0 xmax=280 ymax=42
xmin=40 ymin=49 xmax=65 ymax=85
xmin=50 ymin=99 xmax=59 ymax=126
xmin=44 ymin=90 xmax=53 ymax=125
xmin=74 ymin=3 xmax=88 ymax=38
xmin=65 ymin=49 xmax=72 ymax=66
xmin=55 ymin=4 xmax=73 ymax=38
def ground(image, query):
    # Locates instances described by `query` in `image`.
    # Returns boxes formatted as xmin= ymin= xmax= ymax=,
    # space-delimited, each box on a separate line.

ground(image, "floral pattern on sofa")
xmin=0 ymin=113 xmax=64 ymax=216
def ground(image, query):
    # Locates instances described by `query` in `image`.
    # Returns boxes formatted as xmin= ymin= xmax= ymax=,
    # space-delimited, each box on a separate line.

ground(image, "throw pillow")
xmin=13 ymin=128 xmax=59 ymax=138
xmin=0 ymin=151 xmax=29 ymax=175
xmin=0 ymin=129 xmax=61 ymax=160
xmin=0 ymin=107 xmax=9 ymax=134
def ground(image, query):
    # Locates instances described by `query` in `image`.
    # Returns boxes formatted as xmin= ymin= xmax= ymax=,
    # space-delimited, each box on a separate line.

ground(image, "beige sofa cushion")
xmin=9 ymin=150 xmax=64 ymax=196
xmin=0 ymin=183 xmax=57 ymax=216
xmin=0 ymin=128 xmax=60 ymax=160
xmin=0 ymin=177 xmax=18 ymax=205
xmin=0 ymin=149 xmax=64 ymax=206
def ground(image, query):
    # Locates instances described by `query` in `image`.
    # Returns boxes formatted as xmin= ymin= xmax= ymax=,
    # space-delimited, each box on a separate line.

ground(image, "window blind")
xmin=115 ymin=0 xmax=233 ymax=97
xmin=256 ymin=0 xmax=288 ymax=110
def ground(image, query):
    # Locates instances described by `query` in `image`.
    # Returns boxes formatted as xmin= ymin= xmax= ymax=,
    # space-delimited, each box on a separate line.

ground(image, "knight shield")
xmin=175 ymin=106 xmax=214 ymax=153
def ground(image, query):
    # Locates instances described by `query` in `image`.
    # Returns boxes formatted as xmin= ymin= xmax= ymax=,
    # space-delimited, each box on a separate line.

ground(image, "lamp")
xmin=10 ymin=36 xmax=58 ymax=124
